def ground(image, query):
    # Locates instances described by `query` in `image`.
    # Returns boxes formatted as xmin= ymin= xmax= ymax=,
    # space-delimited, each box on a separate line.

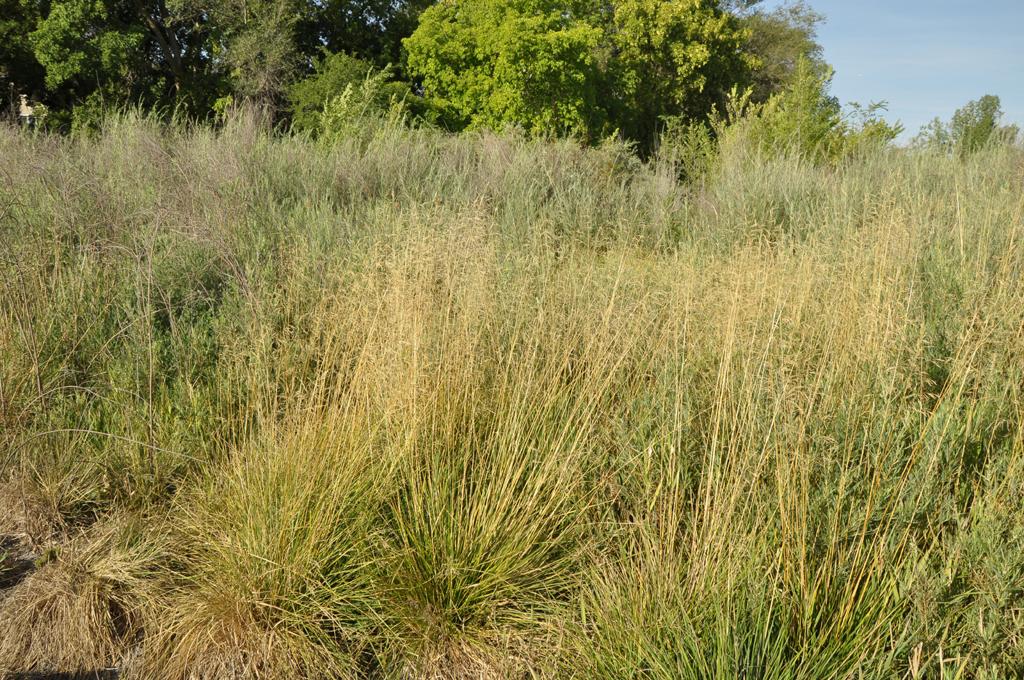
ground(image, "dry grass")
xmin=1 ymin=112 xmax=1022 ymax=677
xmin=0 ymin=519 xmax=156 ymax=676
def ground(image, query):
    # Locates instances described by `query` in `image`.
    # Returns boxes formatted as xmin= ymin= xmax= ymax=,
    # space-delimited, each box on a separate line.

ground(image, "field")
xmin=1 ymin=113 xmax=1023 ymax=678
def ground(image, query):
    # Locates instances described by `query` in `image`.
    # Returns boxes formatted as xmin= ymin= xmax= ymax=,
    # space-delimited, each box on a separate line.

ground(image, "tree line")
xmin=2 ymin=0 xmax=1017 ymax=156
xmin=1 ymin=0 xmax=823 ymax=141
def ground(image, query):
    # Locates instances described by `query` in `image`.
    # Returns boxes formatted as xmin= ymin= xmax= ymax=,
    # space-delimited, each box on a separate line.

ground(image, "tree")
xmin=404 ymin=0 xmax=751 ymax=145
xmin=209 ymin=0 xmax=438 ymax=110
xmin=404 ymin=0 xmax=605 ymax=137
xmin=29 ymin=0 xmax=220 ymax=126
xmin=27 ymin=0 xmax=313 ymax=122
xmin=950 ymin=95 xmax=1003 ymax=154
xmin=735 ymin=1 xmax=825 ymax=102
xmin=201 ymin=0 xmax=304 ymax=107
xmin=605 ymin=0 xmax=752 ymax=148
xmin=0 ymin=0 xmax=46 ymax=119
xmin=914 ymin=95 xmax=1017 ymax=156
xmin=30 ymin=0 xmax=150 ymax=127
xmin=3 ymin=0 xmax=441 ymax=124
xmin=313 ymin=0 xmax=435 ymax=70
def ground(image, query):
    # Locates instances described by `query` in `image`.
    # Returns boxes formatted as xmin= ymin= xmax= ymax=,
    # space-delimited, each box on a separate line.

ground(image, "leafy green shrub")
xmin=316 ymin=67 xmax=411 ymax=143
xmin=915 ymin=95 xmax=1020 ymax=157
xmin=289 ymin=51 xmax=443 ymax=137
xmin=737 ymin=57 xmax=843 ymax=160
xmin=839 ymin=101 xmax=904 ymax=158
xmin=288 ymin=51 xmax=400 ymax=133
xmin=718 ymin=57 xmax=900 ymax=165
xmin=654 ymin=117 xmax=718 ymax=184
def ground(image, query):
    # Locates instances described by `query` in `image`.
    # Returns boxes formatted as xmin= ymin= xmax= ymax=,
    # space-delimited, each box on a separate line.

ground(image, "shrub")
xmin=315 ymin=67 xmax=411 ymax=144
xmin=715 ymin=57 xmax=900 ymax=166
xmin=288 ymin=51 xmax=411 ymax=133
xmin=914 ymin=94 xmax=1019 ymax=157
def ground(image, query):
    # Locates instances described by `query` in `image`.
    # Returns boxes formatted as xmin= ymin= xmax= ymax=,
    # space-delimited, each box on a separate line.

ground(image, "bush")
xmin=654 ymin=117 xmax=718 ymax=184
xmin=716 ymin=57 xmax=900 ymax=165
xmin=288 ymin=51 xmax=421 ymax=134
xmin=316 ymin=67 xmax=411 ymax=144
xmin=914 ymin=95 xmax=1019 ymax=157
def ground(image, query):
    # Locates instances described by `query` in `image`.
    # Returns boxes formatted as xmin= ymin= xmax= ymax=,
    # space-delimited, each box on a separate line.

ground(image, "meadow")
xmin=1 ymin=113 xmax=1022 ymax=678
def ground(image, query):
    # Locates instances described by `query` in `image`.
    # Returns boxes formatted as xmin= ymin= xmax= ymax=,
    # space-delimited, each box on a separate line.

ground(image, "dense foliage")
xmin=287 ymin=51 xmax=416 ymax=132
xmin=404 ymin=0 xmax=606 ymax=137
xmin=604 ymin=0 xmax=752 ymax=145
xmin=0 ymin=0 xmax=434 ymax=126
xmin=403 ymin=0 xmax=754 ymax=146
xmin=734 ymin=0 xmax=824 ymax=102
xmin=2 ymin=0 xmax=835 ymax=145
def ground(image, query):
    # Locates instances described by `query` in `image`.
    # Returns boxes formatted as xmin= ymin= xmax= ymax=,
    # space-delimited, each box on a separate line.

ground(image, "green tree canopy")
xmin=404 ymin=0 xmax=753 ymax=147
xmin=1 ymin=0 xmax=46 ymax=115
xmin=313 ymin=0 xmax=435 ymax=69
xmin=735 ymin=1 xmax=825 ymax=102
xmin=5 ymin=0 xmax=831 ymax=135
xmin=10 ymin=0 xmax=434 ymax=125
xmin=28 ymin=0 xmax=220 ymax=126
xmin=31 ymin=1 xmax=147 ymax=94
xmin=605 ymin=0 xmax=752 ymax=146
xmin=950 ymin=95 xmax=1004 ymax=154
xmin=404 ymin=0 xmax=605 ymax=137
xmin=198 ymin=0 xmax=304 ymax=107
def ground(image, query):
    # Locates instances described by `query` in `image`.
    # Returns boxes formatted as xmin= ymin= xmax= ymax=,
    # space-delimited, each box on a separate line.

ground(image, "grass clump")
xmin=0 ymin=518 xmax=157 ymax=675
xmin=137 ymin=410 xmax=387 ymax=680
xmin=377 ymin=350 xmax=607 ymax=677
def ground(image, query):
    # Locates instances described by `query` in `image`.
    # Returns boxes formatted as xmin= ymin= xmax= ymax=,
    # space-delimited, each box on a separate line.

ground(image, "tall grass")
xmin=1 ymin=112 xmax=1022 ymax=678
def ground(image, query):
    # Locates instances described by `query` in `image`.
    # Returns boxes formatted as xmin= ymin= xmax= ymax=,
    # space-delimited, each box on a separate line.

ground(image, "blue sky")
xmin=761 ymin=0 xmax=1024 ymax=140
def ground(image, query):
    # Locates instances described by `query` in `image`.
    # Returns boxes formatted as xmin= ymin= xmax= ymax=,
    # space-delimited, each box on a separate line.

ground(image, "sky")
xmin=761 ymin=0 xmax=1024 ymax=141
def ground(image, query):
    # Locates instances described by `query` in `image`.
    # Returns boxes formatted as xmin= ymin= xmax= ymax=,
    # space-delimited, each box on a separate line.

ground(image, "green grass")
xmin=1 ymin=111 xmax=1023 ymax=678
